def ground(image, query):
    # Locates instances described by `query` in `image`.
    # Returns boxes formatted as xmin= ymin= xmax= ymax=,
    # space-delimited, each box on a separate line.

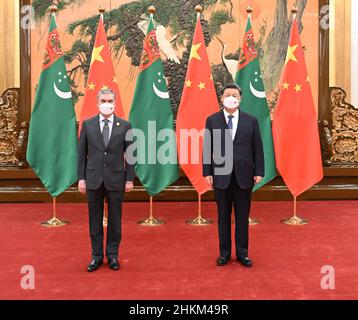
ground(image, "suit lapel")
xmin=107 ymin=115 xmax=120 ymax=148
xmin=95 ymin=115 xmax=105 ymax=149
xmin=233 ymin=110 xmax=243 ymax=144
xmin=219 ymin=110 xmax=229 ymax=129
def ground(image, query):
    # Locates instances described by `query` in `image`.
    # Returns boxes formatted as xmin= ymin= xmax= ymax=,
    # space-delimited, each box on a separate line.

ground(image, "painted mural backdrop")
xmin=31 ymin=0 xmax=318 ymax=119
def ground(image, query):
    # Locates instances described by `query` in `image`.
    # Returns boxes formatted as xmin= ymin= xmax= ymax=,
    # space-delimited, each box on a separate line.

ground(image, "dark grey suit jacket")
xmin=78 ymin=114 xmax=135 ymax=191
xmin=203 ymin=110 xmax=265 ymax=190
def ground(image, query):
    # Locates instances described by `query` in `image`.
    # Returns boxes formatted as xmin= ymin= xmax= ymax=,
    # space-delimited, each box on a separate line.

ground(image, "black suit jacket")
xmin=203 ymin=110 xmax=264 ymax=190
xmin=78 ymin=114 xmax=135 ymax=191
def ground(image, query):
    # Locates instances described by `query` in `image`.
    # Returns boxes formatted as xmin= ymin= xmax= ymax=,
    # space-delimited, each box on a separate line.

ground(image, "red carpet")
xmin=0 ymin=201 xmax=357 ymax=300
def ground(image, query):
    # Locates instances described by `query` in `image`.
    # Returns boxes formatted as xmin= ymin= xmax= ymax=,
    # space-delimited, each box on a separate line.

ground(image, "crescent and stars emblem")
xmin=153 ymin=72 xmax=169 ymax=99
xmin=249 ymin=71 xmax=266 ymax=99
xmin=54 ymin=71 xmax=72 ymax=100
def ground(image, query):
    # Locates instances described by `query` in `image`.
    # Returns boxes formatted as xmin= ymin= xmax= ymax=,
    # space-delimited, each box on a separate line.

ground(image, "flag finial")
xmin=291 ymin=7 xmax=298 ymax=15
xmin=50 ymin=4 xmax=58 ymax=13
xmin=99 ymin=6 xmax=106 ymax=14
xmin=195 ymin=5 xmax=203 ymax=14
xmin=246 ymin=6 xmax=253 ymax=14
xmin=148 ymin=6 xmax=156 ymax=15
xmin=195 ymin=5 xmax=203 ymax=20
xmin=291 ymin=7 xmax=298 ymax=20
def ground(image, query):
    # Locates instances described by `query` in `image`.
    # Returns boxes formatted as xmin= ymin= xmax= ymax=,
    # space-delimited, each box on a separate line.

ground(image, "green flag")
xmin=129 ymin=16 xmax=179 ymax=196
xmin=235 ymin=16 xmax=276 ymax=191
xmin=26 ymin=15 xmax=78 ymax=197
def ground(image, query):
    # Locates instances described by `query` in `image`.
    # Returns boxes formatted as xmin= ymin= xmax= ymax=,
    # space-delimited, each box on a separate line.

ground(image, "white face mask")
xmin=99 ymin=103 xmax=115 ymax=116
xmin=223 ymin=96 xmax=240 ymax=110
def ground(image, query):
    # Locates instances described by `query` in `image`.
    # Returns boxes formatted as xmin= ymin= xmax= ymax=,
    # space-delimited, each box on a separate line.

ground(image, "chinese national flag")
xmin=272 ymin=17 xmax=323 ymax=197
xmin=78 ymin=15 xmax=124 ymax=132
xmin=176 ymin=17 xmax=220 ymax=195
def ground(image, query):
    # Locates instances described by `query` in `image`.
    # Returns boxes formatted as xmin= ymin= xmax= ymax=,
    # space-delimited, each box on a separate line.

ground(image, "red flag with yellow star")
xmin=176 ymin=16 xmax=220 ymax=195
xmin=272 ymin=17 xmax=323 ymax=197
xmin=79 ymin=14 xmax=124 ymax=132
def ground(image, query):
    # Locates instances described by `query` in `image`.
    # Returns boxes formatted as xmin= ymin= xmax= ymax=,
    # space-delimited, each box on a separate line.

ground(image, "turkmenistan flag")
xmin=235 ymin=14 xmax=276 ymax=192
xmin=26 ymin=14 xmax=78 ymax=197
xmin=129 ymin=15 xmax=179 ymax=196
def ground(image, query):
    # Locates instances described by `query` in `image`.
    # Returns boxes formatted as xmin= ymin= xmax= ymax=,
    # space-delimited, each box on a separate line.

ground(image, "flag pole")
xmin=138 ymin=196 xmax=164 ymax=226
xmin=278 ymin=7 xmax=308 ymax=227
xmin=247 ymin=6 xmax=259 ymax=227
xmin=136 ymin=5 xmax=164 ymax=227
xmin=184 ymin=5 xmax=213 ymax=226
xmin=40 ymin=5 xmax=69 ymax=228
xmin=41 ymin=197 xmax=69 ymax=227
xmin=99 ymin=4 xmax=108 ymax=228
xmin=103 ymin=198 xmax=108 ymax=227
xmin=186 ymin=193 xmax=213 ymax=225
xmin=281 ymin=195 xmax=308 ymax=225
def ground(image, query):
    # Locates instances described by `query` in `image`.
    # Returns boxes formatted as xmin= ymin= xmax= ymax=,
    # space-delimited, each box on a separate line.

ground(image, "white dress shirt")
xmin=223 ymin=109 xmax=239 ymax=140
xmin=99 ymin=114 xmax=114 ymax=138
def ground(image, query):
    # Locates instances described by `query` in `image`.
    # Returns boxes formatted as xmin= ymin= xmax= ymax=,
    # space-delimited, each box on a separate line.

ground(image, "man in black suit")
xmin=203 ymin=84 xmax=264 ymax=268
xmin=78 ymin=89 xmax=134 ymax=272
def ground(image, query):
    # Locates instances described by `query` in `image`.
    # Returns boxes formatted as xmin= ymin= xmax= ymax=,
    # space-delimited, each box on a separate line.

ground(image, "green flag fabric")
xmin=235 ymin=16 xmax=277 ymax=192
xmin=129 ymin=16 xmax=179 ymax=196
xmin=26 ymin=15 xmax=78 ymax=197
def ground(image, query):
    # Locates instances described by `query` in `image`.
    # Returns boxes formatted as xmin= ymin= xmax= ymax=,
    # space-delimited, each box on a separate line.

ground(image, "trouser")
xmin=214 ymin=173 xmax=252 ymax=259
xmin=87 ymin=183 xmax=124 ymax=261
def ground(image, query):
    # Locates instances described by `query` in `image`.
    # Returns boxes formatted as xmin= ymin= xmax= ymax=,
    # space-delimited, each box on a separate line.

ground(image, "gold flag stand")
xmin=249 ymin=217 xmax=259 ymax=225
xmin=232 ymin=217 xmax=259 ymax=225
xmin=281 ymin=196 xmax=308 ymax=225
xmin=186 ymin=194 xmax=213 ymax=225
xmin=138 ymin=196 xmax=164 ymax=226
xmin=41 ymin=197 xmax=69 ymax=227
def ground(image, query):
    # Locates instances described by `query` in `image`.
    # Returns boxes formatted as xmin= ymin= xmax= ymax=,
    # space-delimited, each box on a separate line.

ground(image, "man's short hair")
xmin=222 ymin=83 xmax=242 ymax=96
xmin=97 ymin=89 xmax=116 ymax=102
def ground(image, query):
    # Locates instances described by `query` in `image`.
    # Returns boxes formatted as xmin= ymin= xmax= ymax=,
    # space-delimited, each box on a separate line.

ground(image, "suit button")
xmin=103 ymin=164 xmax=107 ymax=167
xmin=104 ymin=152 xmax=107 ymax=155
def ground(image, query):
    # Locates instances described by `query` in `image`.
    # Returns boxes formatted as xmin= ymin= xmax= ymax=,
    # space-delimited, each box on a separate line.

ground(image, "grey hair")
xmin=96 ymin=89 xmax=116 ymax=102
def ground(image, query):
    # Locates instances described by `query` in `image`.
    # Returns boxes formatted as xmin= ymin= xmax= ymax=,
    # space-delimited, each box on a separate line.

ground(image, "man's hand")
xmin=78 ymin=179 xmax=86 ymax=194
xmin=254 ymin=176 xmax=263 ymax=184
xmin=125 ymin=181 xmax=134 ymax=193
xmin=205 ymin=176 xmax=213 ymax=188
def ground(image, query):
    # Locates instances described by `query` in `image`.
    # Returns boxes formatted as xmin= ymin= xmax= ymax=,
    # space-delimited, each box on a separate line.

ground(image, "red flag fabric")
xmin=78 ymin=15 xmax=124 ymax=133
xmin=272 ymin=17 xmax=323 ymax=197
xmin=176 ymin=17 xmax=220 ymax=195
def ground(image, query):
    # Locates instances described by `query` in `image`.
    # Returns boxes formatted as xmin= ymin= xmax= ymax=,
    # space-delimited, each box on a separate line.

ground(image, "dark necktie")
xmin=102 ymin=119 xmax=110 ymax=148
xmin=227 ymin=115 xmax=234 ymax=130
xmin=227 ymin=115 xmax=234 ymax=139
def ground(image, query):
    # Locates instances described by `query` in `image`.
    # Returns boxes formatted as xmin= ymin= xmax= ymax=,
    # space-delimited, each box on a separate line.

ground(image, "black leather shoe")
xmin=87 ymin=259 xmax=103 ymax=272
xmin=237 ymin=256 xmax=253 ymax=268
xmin=108 ymin=258 xmax=120 ymax=271
xmin=216 ymin=256 xmax=231 ymax=266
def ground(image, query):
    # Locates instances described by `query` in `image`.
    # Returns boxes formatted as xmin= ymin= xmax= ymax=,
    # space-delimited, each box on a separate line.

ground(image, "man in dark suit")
xmin=78 ymin=89 xmax=134 ymax=272
xmin=203 ymin=84 xmax=264 ymax=268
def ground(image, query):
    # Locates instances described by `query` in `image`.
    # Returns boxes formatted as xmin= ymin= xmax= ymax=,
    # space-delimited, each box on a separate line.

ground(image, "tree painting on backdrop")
xmin=30 ymin=0 xmax=318 ymax=120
